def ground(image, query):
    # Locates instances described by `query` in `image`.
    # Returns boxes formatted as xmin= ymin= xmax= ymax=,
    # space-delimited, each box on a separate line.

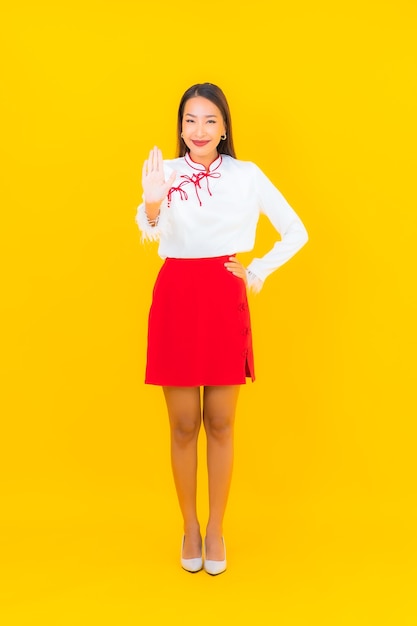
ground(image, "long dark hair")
xmin=176 ymin=83 xmax=236 ymax=158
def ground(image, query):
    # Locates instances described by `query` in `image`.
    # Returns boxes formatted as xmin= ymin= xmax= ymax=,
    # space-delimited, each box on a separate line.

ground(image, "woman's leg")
xmin=203 ymin=385 xmax=240 ymax=560
xmin=163 ymin=386 xmax=202 ymax=559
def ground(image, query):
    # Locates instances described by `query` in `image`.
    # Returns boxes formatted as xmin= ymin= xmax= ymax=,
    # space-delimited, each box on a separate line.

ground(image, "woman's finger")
xmin=142 ymin=158 xmax=149 ymax=181
xmin=224 ymin=257 xmax=248 ymax=284
xmin=149 ymin=146 xmax=157 ymax=172
xmin=225 ymin=256 xmax=241 ymax=270
xmin=156 ymin=147 xmax=163 ymax=172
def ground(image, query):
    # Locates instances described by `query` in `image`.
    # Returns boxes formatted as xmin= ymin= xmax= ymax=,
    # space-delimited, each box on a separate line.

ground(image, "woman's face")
xmin=182 ymin=96 xmax=226 ymax=167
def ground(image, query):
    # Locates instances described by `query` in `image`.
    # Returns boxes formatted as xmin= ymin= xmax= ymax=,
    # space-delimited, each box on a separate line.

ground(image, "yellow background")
xmin=1 ymin=1 xmax=416 ymax=624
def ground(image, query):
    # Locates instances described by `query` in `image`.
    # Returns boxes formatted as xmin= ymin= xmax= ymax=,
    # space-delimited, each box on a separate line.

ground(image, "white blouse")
xmin=136 ymin=153 xmax=308 ymax=292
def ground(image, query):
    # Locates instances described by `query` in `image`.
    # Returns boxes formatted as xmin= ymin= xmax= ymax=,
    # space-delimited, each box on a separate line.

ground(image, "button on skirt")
xmin=145 ymin=255 xmax=255 ymax=386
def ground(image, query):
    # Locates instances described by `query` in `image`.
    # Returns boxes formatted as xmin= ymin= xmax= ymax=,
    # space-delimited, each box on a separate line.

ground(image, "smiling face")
xmin=181 ymin=96 xmax=226 ymax=168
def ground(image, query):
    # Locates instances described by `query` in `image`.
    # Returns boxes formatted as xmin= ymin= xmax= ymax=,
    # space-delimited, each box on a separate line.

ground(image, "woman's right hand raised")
xmin=142 ymin=146 xmax=176 ymax=206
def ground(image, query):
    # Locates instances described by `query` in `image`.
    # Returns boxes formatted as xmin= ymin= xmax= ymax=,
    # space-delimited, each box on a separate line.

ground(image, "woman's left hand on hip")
xmin=224 ymin=257 xmax=248 ymax=285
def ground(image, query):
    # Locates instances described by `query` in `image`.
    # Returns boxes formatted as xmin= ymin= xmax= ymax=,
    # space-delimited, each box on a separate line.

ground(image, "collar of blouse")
xmin=168 ymin=153 xmax=223 ymax=207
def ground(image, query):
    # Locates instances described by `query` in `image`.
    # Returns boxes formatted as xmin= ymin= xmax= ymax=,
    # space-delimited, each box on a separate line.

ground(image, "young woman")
xmin=136 ymin=83 xmax=308 ymax=575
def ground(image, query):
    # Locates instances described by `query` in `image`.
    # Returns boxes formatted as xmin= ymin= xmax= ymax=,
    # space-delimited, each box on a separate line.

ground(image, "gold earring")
xmin=221 ymin=134 xmax=227 ymax=140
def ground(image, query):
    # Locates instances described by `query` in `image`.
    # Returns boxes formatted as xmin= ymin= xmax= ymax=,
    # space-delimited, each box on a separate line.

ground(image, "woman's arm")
xmin=246 ymin=164 xmax=308 ymax=289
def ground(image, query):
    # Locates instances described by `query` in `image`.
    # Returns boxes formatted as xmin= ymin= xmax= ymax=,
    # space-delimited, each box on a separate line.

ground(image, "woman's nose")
xmin=195 ymin=123 xmax=205 ymax=137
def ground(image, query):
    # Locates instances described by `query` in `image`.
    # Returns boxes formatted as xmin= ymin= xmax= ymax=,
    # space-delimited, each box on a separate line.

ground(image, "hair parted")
xmin=176 ymin=83 xmax=236 ymax=159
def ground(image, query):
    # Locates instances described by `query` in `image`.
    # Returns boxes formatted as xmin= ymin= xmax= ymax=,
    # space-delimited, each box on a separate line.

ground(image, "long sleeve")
xmin=246 ymin=165 xmax=308 ymax=291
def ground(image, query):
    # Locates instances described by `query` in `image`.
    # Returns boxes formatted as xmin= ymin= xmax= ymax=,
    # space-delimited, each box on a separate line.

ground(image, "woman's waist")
xmin=165 ymin=254 xmax=235 ymax=262
xmin=159 ymin=243 xmax=253 ymax=260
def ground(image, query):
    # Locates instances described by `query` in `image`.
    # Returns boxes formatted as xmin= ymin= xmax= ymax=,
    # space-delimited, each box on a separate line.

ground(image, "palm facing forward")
xmin=142 ymin=146 xmax=176 ymax=205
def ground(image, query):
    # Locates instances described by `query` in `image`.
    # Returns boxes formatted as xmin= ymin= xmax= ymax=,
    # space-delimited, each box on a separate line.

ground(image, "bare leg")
xmin=163 ymin=386 xmax=202 ymax=559
xmin=203 ymin=385 xmax=240 ymax=560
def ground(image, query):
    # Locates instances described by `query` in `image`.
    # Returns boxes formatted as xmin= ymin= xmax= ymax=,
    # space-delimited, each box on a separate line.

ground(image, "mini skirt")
xmin=145 ymin=255 xmax=255 ymax=386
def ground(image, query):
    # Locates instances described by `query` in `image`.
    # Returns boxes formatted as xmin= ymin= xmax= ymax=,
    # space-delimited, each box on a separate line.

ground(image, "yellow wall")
xmin=1 ymin=1 xmax=416 ymax=624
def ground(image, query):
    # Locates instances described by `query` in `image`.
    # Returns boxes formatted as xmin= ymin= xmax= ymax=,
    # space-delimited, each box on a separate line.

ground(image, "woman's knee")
xmin=203 ymin=386 xmax=238 ymax=441
xmin=170 ymin=414 xmax=201 ymax=445
xmin=164 ymin=386 xmax=201 ymax=445
xmin=204 ymin=412 xmax=234 ymax=442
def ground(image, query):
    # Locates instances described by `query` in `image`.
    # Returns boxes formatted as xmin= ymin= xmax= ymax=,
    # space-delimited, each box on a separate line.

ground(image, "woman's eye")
xmin=185 ymin=119 xmax=194 ymax=123
xmin=207 ymin=120 xmax=216 ymax=124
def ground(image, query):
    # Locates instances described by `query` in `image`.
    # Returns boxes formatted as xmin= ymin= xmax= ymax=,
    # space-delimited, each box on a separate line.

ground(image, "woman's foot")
xmin=204 ymin=536 xmax=227 ymax=576
xmin=181 ymin=532 xmax=202 ymax=559
xmin=181 ymin=530 xmax=203 ymax=573
xmin=204 ymin=533 xmax=225 ymax=561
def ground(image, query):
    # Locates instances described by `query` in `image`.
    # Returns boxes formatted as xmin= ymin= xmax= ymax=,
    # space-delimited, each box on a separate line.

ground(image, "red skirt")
xmin=145 ymin=255 xmax=255 ymax=386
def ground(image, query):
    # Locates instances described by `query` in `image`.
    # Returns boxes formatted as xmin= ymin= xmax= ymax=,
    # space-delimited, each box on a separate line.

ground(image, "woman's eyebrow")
xmin=184 ymin=113 xmax=218 ymax=118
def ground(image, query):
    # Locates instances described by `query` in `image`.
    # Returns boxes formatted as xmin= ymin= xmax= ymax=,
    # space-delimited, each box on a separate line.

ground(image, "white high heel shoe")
xmin=181 ymin=536 xmax=203 ymax=573
xmin=204 ymin=537 xmax=227 ymax=576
